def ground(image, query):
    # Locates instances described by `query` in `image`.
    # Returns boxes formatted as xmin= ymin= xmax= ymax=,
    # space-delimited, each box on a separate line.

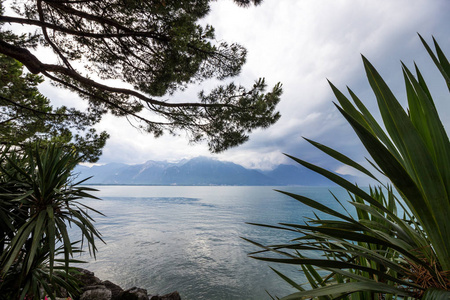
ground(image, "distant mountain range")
xmin=74 ymin=157 xmax=354 ymax=186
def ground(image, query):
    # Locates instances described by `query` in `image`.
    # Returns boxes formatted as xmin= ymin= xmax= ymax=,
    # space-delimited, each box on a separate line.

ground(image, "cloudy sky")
xmin=39 ymin=0 xmax=450 ymax=178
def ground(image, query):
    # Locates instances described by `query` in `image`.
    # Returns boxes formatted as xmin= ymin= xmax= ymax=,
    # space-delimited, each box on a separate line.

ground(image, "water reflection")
xmin=72 ymin=186 xmax=350 ymax=300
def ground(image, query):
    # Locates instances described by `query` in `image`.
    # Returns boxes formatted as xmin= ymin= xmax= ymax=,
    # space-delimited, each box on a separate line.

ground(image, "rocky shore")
xmin=73 ymin=269 xmax=181 ymax=300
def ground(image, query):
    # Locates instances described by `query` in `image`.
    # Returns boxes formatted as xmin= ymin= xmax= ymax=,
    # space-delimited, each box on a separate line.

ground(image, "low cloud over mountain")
xmin=75 ymin=157 xmax=356 ymax=186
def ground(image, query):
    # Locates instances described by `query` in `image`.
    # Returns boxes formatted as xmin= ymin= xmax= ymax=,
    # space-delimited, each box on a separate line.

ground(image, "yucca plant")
xmin=0 ymin=145 xmax=103 ymax=299
xmin=1 ymin=242 xmax=85 ymax=300
xmin=248 ymin=35 xmax=450 ymax=299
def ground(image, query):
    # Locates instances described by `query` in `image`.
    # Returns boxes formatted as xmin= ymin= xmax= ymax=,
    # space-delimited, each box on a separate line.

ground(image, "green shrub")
xmin=0 ymin=145 xmax=103 ymax=299
xmin=248 ymin=35 xmax=450 ymax=299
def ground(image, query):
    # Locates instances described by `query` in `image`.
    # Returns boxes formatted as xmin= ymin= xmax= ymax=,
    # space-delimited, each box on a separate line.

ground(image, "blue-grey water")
xmin=74 ymin=186 xmax=352 ymax=300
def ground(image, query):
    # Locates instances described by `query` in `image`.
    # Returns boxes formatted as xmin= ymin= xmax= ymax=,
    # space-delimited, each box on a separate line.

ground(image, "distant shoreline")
xmin=74 ymin=157 xmax=359 ymax=186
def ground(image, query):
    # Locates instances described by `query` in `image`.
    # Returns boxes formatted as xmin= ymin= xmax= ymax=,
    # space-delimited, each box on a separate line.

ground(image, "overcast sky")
xmin=39 ymin=0 xmax=450 ymax=178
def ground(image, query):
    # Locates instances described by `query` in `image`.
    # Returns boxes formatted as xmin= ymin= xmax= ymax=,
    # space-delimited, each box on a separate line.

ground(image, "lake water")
xmin=75 ymin=185 xmax=352 ymax=300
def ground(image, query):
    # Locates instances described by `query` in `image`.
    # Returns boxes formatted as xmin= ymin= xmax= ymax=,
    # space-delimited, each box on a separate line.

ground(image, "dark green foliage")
xmin=0 ymin=53 xmax=109 ymax=162
xmin=0 ymin=0 xmax=282 ymax=153
xmin=248 ymin=36 xmax=450 ymax=299
xmin=0 ymin=145 xmax=103 ymax=299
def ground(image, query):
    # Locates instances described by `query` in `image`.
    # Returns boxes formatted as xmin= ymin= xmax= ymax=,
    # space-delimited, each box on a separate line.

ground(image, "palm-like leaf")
xmin=0 ymin=144 xmax=103 ymax=299
xmin=248 ymin=36 xmax=450 ymax=299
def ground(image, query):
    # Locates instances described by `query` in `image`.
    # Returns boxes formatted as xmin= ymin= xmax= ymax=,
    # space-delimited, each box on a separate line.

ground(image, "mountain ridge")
xmin=74 ymin=156 xmax=353 ymax=186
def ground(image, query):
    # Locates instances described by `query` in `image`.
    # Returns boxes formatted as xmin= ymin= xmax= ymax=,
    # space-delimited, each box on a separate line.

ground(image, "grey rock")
xmin=149 ymin=292 xmax=181 ymax=300
xmin=84 ymin=284 xmax=107 ymax=291
xmin=103 ymin=280 xmax=124 ymax=300
xmin=118 ymin=287 xmax=149 ymax=300
xmin=76 ymin=268 xmax=103 ymax=287
xmin=80 ymin=286 xmax=112 ymax=300
xmin=71 ymin=268 xmax=181 ymax=300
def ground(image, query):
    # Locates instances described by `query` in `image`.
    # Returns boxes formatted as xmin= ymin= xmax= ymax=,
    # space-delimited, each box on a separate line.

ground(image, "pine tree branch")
xmin=0 ymin=39 xmax=237 ymax=109
xmin=0 ymin=16 xmax=165 ymax=39
xmin=43 ymin=1 xmax=171 ymax=42
xmin=37 ymin=0 xmax=75 ymax=71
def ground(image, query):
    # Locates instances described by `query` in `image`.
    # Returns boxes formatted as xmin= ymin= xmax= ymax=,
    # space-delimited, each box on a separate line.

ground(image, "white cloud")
xmin=24 ymin=0 xmax=450 ymax=173
xmin=203 ymin=0 xmax=450 ymax=171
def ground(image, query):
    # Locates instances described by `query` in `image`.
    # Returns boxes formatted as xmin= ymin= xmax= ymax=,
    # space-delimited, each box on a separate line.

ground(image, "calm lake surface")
xmin=75 ymin=186 xmax=351 ymax=300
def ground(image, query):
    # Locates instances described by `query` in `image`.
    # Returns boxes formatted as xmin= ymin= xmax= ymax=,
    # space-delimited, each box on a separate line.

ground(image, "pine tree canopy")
xmin=0 ymin=0 xmax=281 ymax=153
xmin=0 ymin=53 xmax=108 ymax=162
